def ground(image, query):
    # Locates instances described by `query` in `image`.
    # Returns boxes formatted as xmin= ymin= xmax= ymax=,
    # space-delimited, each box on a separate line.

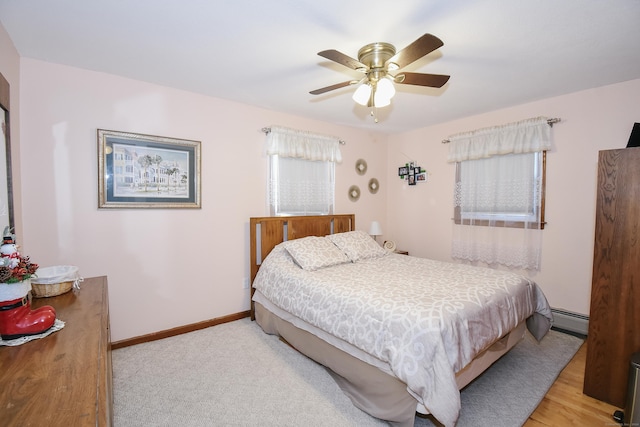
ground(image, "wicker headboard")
xmin=249 ymin=214 xmax=355 ymax=319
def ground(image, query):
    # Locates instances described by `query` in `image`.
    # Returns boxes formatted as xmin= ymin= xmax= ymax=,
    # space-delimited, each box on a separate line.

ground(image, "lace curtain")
xmin=447 ymin=117 xmax=552 ymax=270
xmin=266 ymin=126 xmax=342 ymax=216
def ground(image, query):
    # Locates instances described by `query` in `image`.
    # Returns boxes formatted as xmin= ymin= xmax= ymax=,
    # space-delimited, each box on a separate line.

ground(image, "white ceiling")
xmin=1 ymin=0 xmax=639 ymax=134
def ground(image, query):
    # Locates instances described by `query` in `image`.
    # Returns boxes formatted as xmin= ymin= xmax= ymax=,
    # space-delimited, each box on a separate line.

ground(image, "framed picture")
xmin=398 ymin=166 xmax=409 ymax=177
xmin=97 ymin=129 xmax=201 ymax=209
xmin=416 ymin=172 xmax=427 ymax=182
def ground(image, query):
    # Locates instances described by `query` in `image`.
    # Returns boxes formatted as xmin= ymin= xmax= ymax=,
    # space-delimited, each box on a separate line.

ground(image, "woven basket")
xmin=31 ymin=280 xmax=74 ymax=298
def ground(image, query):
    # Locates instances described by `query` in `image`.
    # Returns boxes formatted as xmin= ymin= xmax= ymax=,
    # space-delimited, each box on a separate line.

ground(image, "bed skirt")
xmin=255 ymin=301 xmax=418 ymax=426
xmin=255 ymin=301 xmax=526 ymax=427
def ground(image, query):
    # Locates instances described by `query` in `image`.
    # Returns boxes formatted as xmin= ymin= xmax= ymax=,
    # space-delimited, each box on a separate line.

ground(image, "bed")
xmin=249 ymin=214 xmax=552 ymax=427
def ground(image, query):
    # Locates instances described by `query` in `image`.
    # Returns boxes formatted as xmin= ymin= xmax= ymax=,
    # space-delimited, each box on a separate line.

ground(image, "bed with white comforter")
xmin=251 ymin=230 xmax=552 ymax=427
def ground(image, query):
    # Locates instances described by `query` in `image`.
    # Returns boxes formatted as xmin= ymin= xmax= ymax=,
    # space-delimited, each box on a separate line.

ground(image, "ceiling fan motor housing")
xmin=358 ymin=42 xmax=396 ymax=81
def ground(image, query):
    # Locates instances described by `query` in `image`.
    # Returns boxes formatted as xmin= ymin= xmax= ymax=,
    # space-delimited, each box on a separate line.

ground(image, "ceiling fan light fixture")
xmin=352 ymin=83 xmax=371 ymax=106
xmin=311 ymin=33 xmax=449 ymax=119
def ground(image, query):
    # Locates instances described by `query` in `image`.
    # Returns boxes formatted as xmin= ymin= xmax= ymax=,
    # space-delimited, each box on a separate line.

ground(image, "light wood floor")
xmin=524 ymin=341 xmax=621 ymax=426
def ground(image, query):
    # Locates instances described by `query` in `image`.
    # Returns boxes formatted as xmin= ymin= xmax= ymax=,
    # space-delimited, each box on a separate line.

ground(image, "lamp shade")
xmin=373 ymin=77 xmax=395 ymax=108
xmin=369 ymin=221 xmax=383 ymax=236
xmin=373 ymin=92 xmax=391 ymax=108
xmin=352 ymin=83 xmax=372 ymax=106
xmin=377 ymin=77 xmax=396 ymax=99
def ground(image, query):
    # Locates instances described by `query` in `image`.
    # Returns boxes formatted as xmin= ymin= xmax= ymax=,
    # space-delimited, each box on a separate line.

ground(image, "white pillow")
xmin=328 ymin=230 xmax=388 ymax=262
xmin=283 ymin=236 xmax=350 ymax=271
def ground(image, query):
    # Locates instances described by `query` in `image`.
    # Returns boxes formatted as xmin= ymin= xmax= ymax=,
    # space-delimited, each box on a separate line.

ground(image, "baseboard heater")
xmin=551 ymin=308 xmax=589 ymax=336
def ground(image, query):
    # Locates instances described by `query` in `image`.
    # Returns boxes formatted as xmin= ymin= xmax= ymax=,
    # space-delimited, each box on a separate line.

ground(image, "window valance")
xmin=266 ymin=125 xmax=343 ymax=163
xmin=447 ymin=117 xmax=552 ymax=163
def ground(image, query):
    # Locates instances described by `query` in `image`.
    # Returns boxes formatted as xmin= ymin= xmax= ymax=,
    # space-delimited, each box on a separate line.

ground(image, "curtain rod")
xmin=261 ymin=127 xmax=346 ymax=145
xmin=441 ymin=117 xmax=561 ymax=144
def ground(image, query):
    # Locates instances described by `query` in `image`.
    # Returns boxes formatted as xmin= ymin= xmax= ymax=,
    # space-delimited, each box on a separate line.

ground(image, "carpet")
xmin=112 ymin=318 xmax=582 ymax=427
xmin=415 ymin=327 xmax=583 ymax=427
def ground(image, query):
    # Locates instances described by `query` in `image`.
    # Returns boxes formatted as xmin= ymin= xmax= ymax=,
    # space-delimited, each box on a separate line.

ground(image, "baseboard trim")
xmin=111 ymin=310 xmax=251 ymax=349
xmin=112 ymin=308 xmax=589 ymax=349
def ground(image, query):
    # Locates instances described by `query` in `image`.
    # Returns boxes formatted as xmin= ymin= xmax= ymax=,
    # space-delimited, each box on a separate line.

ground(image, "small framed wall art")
xmin=398 ymin=162 xmax=426 ymax=186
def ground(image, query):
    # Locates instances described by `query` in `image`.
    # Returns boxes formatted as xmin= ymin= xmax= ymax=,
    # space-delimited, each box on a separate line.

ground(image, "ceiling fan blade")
xmin=386 ymin=33 xmax=444 ymax=70
xmin=318 ymin=50 xmax=368 ymax=72
xmin=395 ymin=72 xmax=450 ymax=88
xmin=310 ymin=80 xmax=358 ymax=95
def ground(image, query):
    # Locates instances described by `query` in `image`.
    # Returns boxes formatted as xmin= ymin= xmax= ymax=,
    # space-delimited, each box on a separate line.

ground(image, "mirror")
xmin=0 ymin=72 xmax=14 ymax=233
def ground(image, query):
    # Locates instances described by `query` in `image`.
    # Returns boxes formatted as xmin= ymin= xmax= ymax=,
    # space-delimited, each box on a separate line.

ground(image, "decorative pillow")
xmin=283 ymin=236 xmax=350 ymax=271
xmin=328 ymin=230 xmax=388 ymax=262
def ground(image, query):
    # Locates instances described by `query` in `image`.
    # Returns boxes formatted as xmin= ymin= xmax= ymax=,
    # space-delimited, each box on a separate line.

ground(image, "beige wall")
xmin=17 ymin=58 xmax=389 ymax=341
xmin=386 ymin=78 xmax=640 ymax=316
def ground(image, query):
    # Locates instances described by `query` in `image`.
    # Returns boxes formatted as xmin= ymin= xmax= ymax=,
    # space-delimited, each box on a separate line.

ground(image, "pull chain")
xmin=370 ymin=108 xmax=379 ymax=123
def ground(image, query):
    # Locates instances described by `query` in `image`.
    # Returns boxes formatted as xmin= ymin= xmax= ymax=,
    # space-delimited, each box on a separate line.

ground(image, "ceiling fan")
xmin=310 ymin=33 xmax=450 ymax=113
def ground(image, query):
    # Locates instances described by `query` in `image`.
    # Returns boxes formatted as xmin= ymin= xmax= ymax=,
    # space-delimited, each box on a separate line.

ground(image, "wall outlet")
xmin=242 ymin=278 xmax=250 ymax=289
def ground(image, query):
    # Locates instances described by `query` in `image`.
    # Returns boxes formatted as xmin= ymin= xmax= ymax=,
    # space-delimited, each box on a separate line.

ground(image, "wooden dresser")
xmin=584 ymin=147 xmax=640 ymax=408
xmin=0 ymin=276 xmax=113 ymax=426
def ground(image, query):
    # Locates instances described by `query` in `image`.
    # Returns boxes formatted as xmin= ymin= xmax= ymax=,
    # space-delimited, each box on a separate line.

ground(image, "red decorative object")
xmin=0 ymin=227 xmax=56 ymax=340
xmin=0 ymin=296 xmax=56 ymax=340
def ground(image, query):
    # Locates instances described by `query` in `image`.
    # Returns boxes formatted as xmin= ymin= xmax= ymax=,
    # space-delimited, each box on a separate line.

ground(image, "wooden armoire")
xmin=584 ymin=146 xmax=640 ymax=408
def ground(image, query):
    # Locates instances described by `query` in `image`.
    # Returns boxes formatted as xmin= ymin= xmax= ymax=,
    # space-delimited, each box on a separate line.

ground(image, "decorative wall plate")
xmin=383 ymin=240 xmax=397 ymax=252
xmin=368 ymin=178 xmax=379 ymax=194
xmin=348 ymin=185 xmax=360 ymax=202
xmin=355 ymin=159 xmax=368 ymax=175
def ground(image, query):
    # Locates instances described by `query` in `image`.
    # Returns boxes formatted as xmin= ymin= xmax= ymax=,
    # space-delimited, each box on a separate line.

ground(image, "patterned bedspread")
xmin=252 ymin=243 xmax=552 ymax=427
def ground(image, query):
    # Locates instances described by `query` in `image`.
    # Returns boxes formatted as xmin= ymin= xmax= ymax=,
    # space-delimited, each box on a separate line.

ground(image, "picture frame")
xmin=416 ymin=172 xmax=427 ymax=182
xmin=97 ymin=129 xmax=201 ymax=209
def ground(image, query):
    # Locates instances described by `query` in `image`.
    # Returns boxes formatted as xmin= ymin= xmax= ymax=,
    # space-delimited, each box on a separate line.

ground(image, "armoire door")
xmin=584 ymin=147 xmax=640 ymax=408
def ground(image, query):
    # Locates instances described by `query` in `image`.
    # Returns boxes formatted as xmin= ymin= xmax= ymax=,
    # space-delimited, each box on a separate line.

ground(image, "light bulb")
xmin=352 ymin=83 xmax=372 ymax=106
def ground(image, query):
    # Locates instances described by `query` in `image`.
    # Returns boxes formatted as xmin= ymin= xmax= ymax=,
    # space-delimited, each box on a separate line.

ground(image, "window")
xmin=447 ymin=117 xmax=553 ymax=270
xmin=269 ymin=155 xmax=335 ymax=216
xmin=265 ymin=126 xmax=342 ymax=216
xmin=454 ymin=151 xmax=546 ymax=229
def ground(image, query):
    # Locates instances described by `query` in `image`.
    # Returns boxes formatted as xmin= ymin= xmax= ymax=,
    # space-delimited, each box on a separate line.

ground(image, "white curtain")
xmin=447 ymin=116 xmax=551 ymax=162
xmin=266 ymin=126 xmax=342 ymax=216
xmin=266 ymin=126 xmax=342 ymax=162
xmin=447 ymin=117 xmax=552 ymax=271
